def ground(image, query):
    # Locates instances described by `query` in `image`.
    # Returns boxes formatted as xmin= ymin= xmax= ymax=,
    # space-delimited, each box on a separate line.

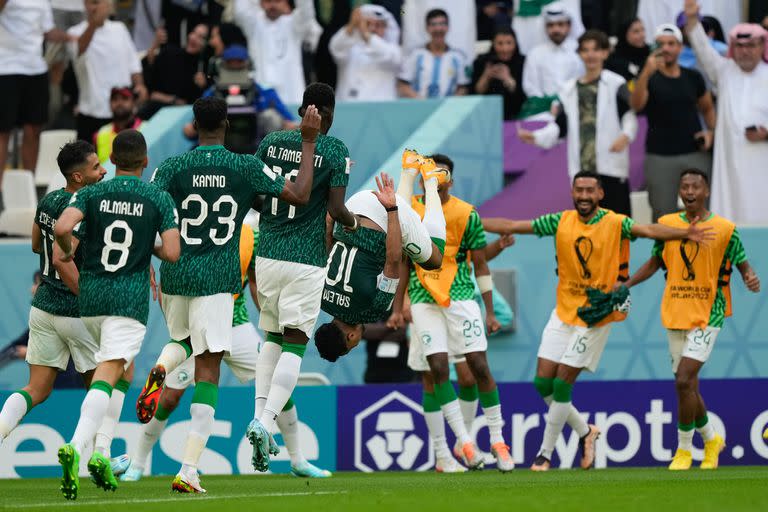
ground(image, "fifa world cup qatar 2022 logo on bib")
xmin=353 ymin=391 xmax=434 ymax=472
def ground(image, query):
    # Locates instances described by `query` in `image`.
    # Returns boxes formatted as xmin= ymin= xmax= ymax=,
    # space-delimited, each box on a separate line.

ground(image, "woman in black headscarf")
xmin=606 ymin=17 xmax=650 ymax=87
xmin=471 ymin=26 xmax=526 ymax=120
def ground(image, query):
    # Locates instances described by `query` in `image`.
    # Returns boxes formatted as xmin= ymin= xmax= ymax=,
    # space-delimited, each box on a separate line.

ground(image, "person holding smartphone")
xmin=630 ymin=23 xmax=716 ymax=222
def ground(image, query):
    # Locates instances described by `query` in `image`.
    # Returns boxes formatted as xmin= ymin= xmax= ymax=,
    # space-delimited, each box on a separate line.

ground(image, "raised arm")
xmin=291 ymin=0 xmax=317 ymax=38
xmin=233 ymin=0 xmax=264 ymax=40
xmin=53 ymin=238 xmax=81 ymax=295
xmin=372 ymin=173 xmax=402 ymax=278
xmin=624 ymin=255 xmax=663 ymax=289
xmin=482 ymin=218 xmax=535 ymax=235
xmin=278 ymin=105 xmax=320 ymax=205
xmin=327 ymin=187 xmax=358 ymax=230
xmin=683 ymin=0 xmax=725 ymax=85
xmin=631 ymin=51 xmax=659 ymax=112
xmin=153 ymin=228 xmax=181 ymax=263
xmin=54 ymin=207 xmax=85 ymax=261
xmin=386 ymin=259 xmax=410 ymax=329
xmin=484 ymin=234 xmax=515 ymax=261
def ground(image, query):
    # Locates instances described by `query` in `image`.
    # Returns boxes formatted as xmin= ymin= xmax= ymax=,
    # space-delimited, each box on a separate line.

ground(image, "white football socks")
xmin=482 ymin=404 xmax=505 ymax=446
xmin=697 ymin=421 xmax=716 ymax=442
xmin=441 ymin=400 xmax=471 ymax=446
xmin=458 ymin=398 xmax=477 ymax=436
xmin=542 ymin=395 xmax=590 ymax=438
xmin=260 ymin=352 xmax=302 ymax=433
xmin=71 ymin=388 xmax=112 ymax=454
xmin=255 ymin=341 xmax=282 ymax=420
xmin=181 ymin=403 xmax=215 ymax=472
xmin=131 ymin=416 xmax=168 ymax=473
xmin=422 ymin=178 xmax=446 ymax=243
xmin=94 ymin=387 xmax=126 ymax=457
xmin=397 ymin=167 xmax=418 ymax=202
xmin=678 ymin=428 xmax=695 ymax=451
xmin=539 ymin=401 xmax=571 ymax=459
xmin=0 ymin=392 xmax=29 ymax=441
xmin=275 ymin=404 xmax=304 ymax=466
xmin=423 ymin=409 xmax=452 ymax=459
xmin=156 ymin=342 xmax=188 ymax=374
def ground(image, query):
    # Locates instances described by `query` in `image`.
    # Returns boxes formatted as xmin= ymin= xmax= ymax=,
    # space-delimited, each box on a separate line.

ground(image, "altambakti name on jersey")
xmin=151 ymin=145 xmax=286 ymax=296
xmin=70 ymin=176 xmax=177 ymax=324
xmin=32 ymin=189 xmax=83 ymax=317
xmin=321 ymin=226 xmax=395 ymax=325
xmin=257 ymin=130 xmax=351 ymax=268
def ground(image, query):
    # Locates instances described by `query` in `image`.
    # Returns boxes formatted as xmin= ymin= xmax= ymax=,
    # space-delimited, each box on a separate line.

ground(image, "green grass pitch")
xmin=1 ymin=468 xmax=766 ymax=512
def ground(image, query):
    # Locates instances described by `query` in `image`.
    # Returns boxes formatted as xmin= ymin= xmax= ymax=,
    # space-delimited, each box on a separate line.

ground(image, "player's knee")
xmin=315 ymin=322 xmax=348 ymax=362
xmin=24 ymin=385 xmax=52 ymax=406
xmin=533 ymin=376 xmax=554 ymax=398
xmin=675 ymin=372 xmax=696 ymax=393
xmin=428 ymin=358 xmax=450 ymax=383
xmin=466 ymin=354 xmax=492 ymax=384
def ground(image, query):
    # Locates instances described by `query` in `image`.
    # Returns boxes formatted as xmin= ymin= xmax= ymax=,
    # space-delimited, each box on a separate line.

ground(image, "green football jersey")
xmin=151 ymin=145 xmax=285 ymax=296
xmin=321 ymin=227 xmax=393 ymax=325
xmin=256 ymin=130 xmax=351 ymax=267
xmin=31 ymin=188 xmax=83 ymax=317
xmin=71 ymin=176 xmax=177 ymax=324
xmin=232 ymin=229 xmax=260 ymax=327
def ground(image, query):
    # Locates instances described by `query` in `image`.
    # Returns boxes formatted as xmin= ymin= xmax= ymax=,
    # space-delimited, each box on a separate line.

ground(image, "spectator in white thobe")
xmin=684 ymin=0 xmax=768 ymax=224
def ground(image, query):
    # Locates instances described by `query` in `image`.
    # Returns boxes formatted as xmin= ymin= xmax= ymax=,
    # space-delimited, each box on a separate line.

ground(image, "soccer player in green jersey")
xmin=140 ymin=96 xmax=321 ymax=491
xmin=249 ymin=83 xmax=360 ymax=472
xmin=390 ymin=154 xmax=512 ymax=472
xmin=0 ymin=141 xmax=105 ymax=446
xmin=624 ymin=170 xmax=760 ymax=471
xmin=54 ymin=130 xmax=180 ymax=500
xmin=121 ymin=224 xmax=331 ymax=482
xmin=314 ymin=149 xmax=449 ymax=360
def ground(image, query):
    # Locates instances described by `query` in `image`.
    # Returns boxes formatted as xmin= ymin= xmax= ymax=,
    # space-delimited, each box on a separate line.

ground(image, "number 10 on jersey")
xmin=269 ymin=166 xmax=299 ymax=219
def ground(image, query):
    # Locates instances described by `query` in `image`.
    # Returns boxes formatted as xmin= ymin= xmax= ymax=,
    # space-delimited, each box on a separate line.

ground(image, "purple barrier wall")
xmin=489 ymin=118 xmax=649 ymax=218
xmin=337 ymin=380 xmax=768 ymax=472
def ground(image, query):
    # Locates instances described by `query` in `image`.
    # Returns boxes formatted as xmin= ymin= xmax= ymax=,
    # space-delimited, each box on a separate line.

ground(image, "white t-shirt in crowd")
xmin=401 ymin=0 xmax=476 ymax=63
xmin=398 ymin=47 xmax=470 ymax=98
xmin=330 ymin=29 xmax=402 ymax=102
xmin=51 ymin=0 xmax=85 ymax=11
xmin=522 ymin=39 xmax=584 ymax=98
xmin=67 ymin=20 xmax=142 ymax=118
xmin=0 ymin=0 xmax=54 ymax=76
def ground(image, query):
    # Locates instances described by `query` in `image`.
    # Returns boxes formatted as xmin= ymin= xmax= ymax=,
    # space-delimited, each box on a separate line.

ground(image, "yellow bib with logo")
xmin=233 ymin=225 xmax=255 ymax=301
xmin=412 ymin=195 xmax=474 ymax=307
xmin=659 ymin=213 xmax=734 ymax=330
xmin=555 ymin=209 xmax=630 ymax=327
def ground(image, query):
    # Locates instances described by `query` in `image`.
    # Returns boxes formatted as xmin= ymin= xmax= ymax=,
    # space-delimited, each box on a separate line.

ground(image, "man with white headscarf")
xmin=684 ymin=0 xmax=768 ymax=225
xmin=521 ymin=1 xmax=584 ymax=118
xmin=513 ymin=0 xmax=584 ymax=55
xmin=329 ymin=5 xmax=401 ymax=102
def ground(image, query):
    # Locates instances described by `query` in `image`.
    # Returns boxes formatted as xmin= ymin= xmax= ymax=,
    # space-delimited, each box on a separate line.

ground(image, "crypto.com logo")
xmin=354 ymin=391 xmax=433 ymax=472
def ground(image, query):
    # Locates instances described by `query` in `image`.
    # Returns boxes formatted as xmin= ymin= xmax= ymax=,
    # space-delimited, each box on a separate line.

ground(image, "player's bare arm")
xmin=631 ymin=218 xmax=714 ymax=243
xmin=324 ymin=213 xmax=334 ymax=252
xmin=328 ymin=186 xmax=359 ymax=230
xmin=472 ymin=247 xmax=501 ymax=334
xmin=31 ymin=223 xmax=42 ymax=254
xmin=53 ymin=207 xmax=85 ymax=261
xmin=373 ymin=173 xmax=402 ymax=279
xmin=386 ymin=259 xmax=410 ymax=329
xmin=624 ymin=256 xmax=663 ymax=289
xmin=153 ymin=228 xmax=181 ymax=263
xmin=278 ymin=105 xmax=321 ymax=206
xmin=482 ymin=218 xmax=535 ymax=234
xmin=484 ymin=234 xmax=515 ymax=261
xmin=53 ymin=238 xmax=81 ymax=296
xmin=737 ymin=261 xmax=761 ymax=293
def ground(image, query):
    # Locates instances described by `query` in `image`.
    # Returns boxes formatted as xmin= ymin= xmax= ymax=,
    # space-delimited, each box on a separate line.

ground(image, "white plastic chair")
xmin=0 ymin=169 xmax=37 ymax=237
xmin=35 ymin=129 xmax=76 ymax=187
xmin=630 ymin=190 xmax=652 ymax=225
xmin=45 ymin=171 xmax=67 ymax=196
xmin=474 ymin=40 xmax=492 ymax=56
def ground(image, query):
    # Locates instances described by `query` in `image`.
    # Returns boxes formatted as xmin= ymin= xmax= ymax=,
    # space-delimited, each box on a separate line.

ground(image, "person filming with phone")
xmin=630 ymin=22 xmax=716 ymax=222
xmin=681 ymin=0 xmax=768 ymax=225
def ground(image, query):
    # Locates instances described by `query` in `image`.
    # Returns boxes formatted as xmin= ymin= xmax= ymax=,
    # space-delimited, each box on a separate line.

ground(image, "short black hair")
xmin=300 ymin=82 xmax=335 ymax=113
xmin=680 ymin=168 xmax=710 ymax=186
xmin=217 ymin=22 xmax=248 ymax=47
xmin=57 ymin=140 xmax=95 ymax=177
xmin=573 ymin=170 xmax=603 ymax=187
xmin=578 ymin=29 xmax=610 ymax=51
xmin=112 ymin=129 xmax=147 ymax=170
xmin=426 ymin=8 xmax=448 ymax=25
xmin=428 ymin=153 xmax=454 ymax=173
xmin=314 ymin=322 xmax=348 ymax=362
xmin=493 ymin=25 xmax=516 ymax=40
xmin=193 ymin=97 xmax=228 ymax=132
